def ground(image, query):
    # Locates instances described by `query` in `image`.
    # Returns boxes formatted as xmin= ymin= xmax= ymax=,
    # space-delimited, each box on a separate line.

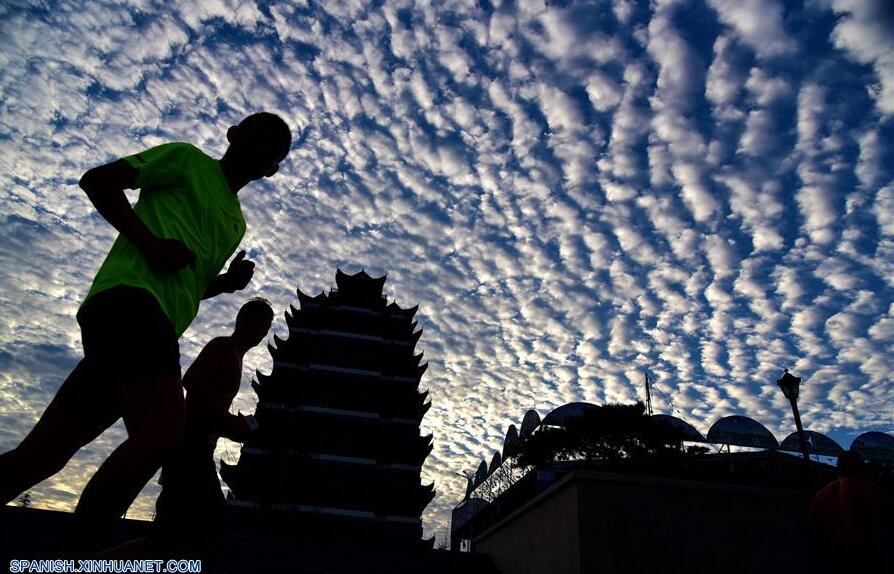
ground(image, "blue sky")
xmin=0 ymin=0 xmax=892 ymax=541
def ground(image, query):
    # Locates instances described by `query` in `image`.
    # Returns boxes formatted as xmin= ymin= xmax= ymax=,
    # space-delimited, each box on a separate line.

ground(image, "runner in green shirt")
xmin=0 ymin=112 xmax=292 ymax=534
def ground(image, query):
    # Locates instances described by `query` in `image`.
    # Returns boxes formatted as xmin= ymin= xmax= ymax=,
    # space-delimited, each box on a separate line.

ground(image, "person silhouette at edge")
xmin=154 ymin=297 xmax=273 ymax=549
xmin=0 ymin=113 xmax=291 ymax=540
xmin=808 ymin=449 xmax=886 ymax=573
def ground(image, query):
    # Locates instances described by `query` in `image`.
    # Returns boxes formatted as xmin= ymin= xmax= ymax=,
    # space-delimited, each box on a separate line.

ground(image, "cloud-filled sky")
xmin=1 ymin=0 xmax=892 ymax=540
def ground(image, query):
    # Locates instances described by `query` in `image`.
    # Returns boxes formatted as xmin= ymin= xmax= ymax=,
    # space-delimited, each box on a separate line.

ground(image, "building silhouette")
xmin=221 ymin=269 xmax=436 ymax=546
xmin=452 ymin=403 xmax=894 ymax=574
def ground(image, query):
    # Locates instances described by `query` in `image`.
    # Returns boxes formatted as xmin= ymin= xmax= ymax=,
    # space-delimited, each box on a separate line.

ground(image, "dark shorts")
xmin=44 ymin=286 xmax=181 ymax=437
xmin=76 ymin=285 xmax=180 ymax=378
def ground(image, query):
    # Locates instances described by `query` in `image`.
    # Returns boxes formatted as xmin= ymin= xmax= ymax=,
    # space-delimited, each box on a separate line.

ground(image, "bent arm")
xmin=80 ymin=158 xmax=195 ymax=272
xmin=79 ymin=159 xmax=155 ymax=252
xmin=205 ymin=380 xmax=252 ymax=442
xmin=210 ymin=363 xmax=252 ymax=441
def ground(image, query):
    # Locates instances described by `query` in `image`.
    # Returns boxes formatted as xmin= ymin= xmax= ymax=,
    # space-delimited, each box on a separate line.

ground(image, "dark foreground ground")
xmin=0 ymin=506 xmax=499 ymax=574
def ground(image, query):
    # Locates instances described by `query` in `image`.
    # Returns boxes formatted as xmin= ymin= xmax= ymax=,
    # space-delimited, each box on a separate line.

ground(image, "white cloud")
xmin=707 ymin=0 xmax=797 ymax=58
xmin=828 ymin=0 xmax=894 ymax=115
xmin=703 ymin=234 xmax=739 ymax=279
xmin=744 ymin=68 xmax=792 ymax=106
xmin=671 ymin=162 xmax=719 ymax=222
xmin=855 ymin=129 xmax=884 ymax=189
xmin=875 ymin=185 xmax=894 ymax=236
xmin=705 ymin=35 xmax=747 ymax=109
xmin=738 ymin=109 xmax=777 ymax=156
xmin=794 ymin=84 xmax=843 ymax=246
xmin=586 ymin=70 xmax=624 ymax=112
xmin=717 ymin=174 xmax=784 ymax=252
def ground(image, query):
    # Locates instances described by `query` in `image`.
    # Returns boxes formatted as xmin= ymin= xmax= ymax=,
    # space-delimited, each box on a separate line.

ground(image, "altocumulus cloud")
xmin=0 ymin=0 xmax=892 ymax=539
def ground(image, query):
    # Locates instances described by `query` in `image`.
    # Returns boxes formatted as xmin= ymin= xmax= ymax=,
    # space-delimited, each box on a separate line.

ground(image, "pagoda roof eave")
xmin=257 ymin=401 xmax=422 ymax=426
xmin=296 ymin=287 xmax=328 ymax=307
xmin=272 ymin=360 xmax=425 ymax=384
xmin=386 ymin=302 xmax=419 ymax=318
xmin=235 ymin=446 xmax=423 ymax=472
xmin=336 ymin=268 xmax=387 ymax=294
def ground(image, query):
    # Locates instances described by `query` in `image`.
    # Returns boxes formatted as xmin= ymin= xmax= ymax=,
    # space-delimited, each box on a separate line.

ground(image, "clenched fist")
xmin=222 ymin=250 xmax=255 ymax=292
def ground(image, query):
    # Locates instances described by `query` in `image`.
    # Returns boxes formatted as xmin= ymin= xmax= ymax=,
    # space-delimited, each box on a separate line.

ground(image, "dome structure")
xmin=706 ymin=416 xmax=778 ymax=449
xmin=650 ymin=414 xmax=707 ymax=443
xmin=779 ymin=431 xmax=843 ymax=457
xmin=502 ymin=425 xmax=520 ymax=459
xmin=489 ymin=452 xmax=502 ymax=475
xmin=851 ymin=431 xmax=894 ymax=463
xmin=519 ymin=409 xmax=541 ymax=439
xmin=473 ymin=460 xmax=488 ymax=486
xmin=541 ymin=402 xmax=599 ymax=427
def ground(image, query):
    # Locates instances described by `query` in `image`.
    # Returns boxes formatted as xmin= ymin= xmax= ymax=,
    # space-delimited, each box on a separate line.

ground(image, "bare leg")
xmin=75 ymin=374 xmax=184 ymax=521
xmin=0 ymin=360 xmax=119 ymax=504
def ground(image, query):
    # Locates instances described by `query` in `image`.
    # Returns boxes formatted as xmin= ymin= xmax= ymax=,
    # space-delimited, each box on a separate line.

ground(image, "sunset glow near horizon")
xmin=1 ymin=0 xmax=892 ymax=540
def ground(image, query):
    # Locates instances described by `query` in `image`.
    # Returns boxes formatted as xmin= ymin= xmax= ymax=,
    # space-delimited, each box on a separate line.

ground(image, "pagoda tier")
xmin=245 ymin=401 xmax=434 ymax=463
xmin=251 ymin=369 xmax=431 ymax=419
xmin=285 ymin=301 xmax=419 ymax=338
xmin=222 ymin=451 xmax=435 ymax=515
xmin=222 ymin=270 xmax=435 ymax=545
xmin=267 ymin=338 xmax=426 ymax=378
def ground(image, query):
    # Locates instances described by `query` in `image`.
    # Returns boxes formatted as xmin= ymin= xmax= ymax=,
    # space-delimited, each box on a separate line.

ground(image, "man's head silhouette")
xmin=223 ymin=112 xmax=292 ymax=182
xmin=233 ymin=296 xmax=274 ymax=348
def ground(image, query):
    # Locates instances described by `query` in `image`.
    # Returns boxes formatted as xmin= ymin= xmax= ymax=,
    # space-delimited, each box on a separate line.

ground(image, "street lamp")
xmin=777 ymin=369 xmax=811 ymax=464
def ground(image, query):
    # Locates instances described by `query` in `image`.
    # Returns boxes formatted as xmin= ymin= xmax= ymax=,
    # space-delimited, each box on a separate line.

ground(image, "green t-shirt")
xmin=83 ymin=142 xmax=246 ymax=337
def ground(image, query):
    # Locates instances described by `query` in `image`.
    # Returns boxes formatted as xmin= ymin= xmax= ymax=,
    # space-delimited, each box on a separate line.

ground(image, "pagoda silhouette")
xmin=220 ymin=269 xmax=435 ymax=546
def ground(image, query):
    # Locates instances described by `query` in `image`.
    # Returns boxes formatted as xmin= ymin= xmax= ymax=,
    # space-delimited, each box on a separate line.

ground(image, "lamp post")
xmin=777 ymin=369 xmax=811 ymax=464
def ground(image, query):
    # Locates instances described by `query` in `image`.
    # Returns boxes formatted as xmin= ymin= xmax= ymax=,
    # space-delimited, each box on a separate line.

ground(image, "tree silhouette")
xmin=516 ymin=402 xmax=692 ymax=468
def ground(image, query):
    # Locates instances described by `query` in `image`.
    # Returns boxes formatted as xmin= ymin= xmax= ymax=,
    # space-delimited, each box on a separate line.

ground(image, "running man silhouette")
xmin=154 ymin=298 xmax=273 ymax=545
xmin=0 ymin=113 xmax=291 ymax=529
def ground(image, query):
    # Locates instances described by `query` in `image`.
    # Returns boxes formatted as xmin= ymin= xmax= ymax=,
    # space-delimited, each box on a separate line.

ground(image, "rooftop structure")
xmin=453 ymin=400 xmax=894 ymax=570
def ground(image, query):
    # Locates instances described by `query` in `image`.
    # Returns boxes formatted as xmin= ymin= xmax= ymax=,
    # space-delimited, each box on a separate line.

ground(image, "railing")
xmin=467 ymin=456 xmax=530 ymax=503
